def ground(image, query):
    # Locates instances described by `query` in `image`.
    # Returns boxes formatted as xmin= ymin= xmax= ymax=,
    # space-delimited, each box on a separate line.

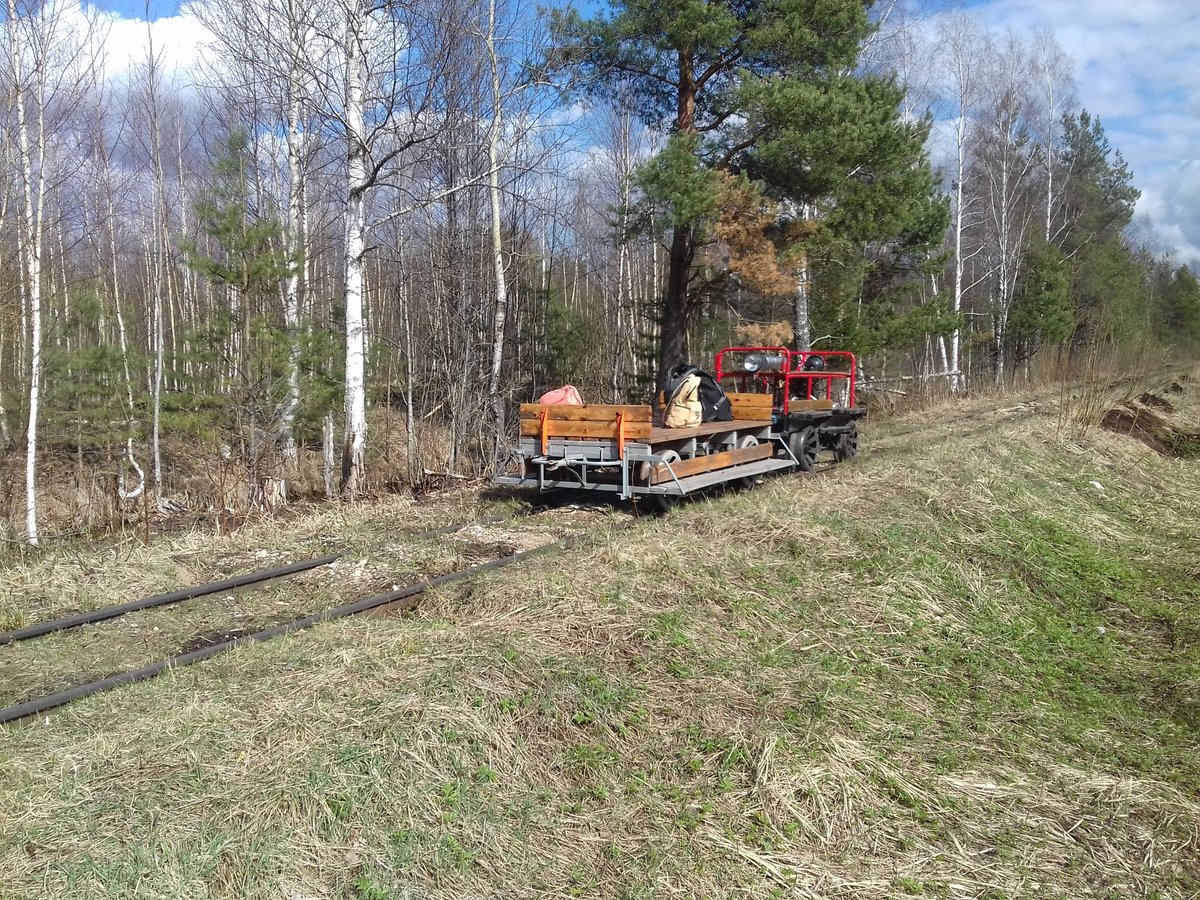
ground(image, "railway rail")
xmin=0 ymin=507 xmax=604 ymax=725
xmin=0 ymin=515 xmax=509 ymax=648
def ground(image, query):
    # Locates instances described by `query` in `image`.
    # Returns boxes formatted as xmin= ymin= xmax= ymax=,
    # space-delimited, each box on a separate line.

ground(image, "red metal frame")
xmin=715 ymin=346 xmax=857 ymax=414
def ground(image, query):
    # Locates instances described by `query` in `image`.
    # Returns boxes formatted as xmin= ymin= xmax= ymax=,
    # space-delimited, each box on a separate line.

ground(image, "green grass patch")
xmin=3 ymin=381 xmax=1200 ymax=897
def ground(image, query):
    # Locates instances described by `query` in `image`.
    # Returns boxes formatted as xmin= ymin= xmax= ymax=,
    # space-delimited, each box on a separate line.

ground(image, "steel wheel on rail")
xmin=834 ymin=424 xmax=860 ymax=462
xmin=642 ymin=449 xmax=682 ymax=514
xmin=788 ymin=426 xmax=820 ymax=472
xmin=735 ymin=435 xmax=760 ymax=489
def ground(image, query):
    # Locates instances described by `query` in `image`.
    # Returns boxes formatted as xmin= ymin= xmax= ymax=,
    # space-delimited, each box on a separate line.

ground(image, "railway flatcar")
xmin=495 ymin=346 xmax=865 ymax=511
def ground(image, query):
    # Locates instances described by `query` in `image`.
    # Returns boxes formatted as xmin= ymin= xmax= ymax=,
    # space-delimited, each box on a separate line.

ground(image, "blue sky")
xmin=93 ymin=0 xmax=1200 ymax=267
xmin=90 ymin=0 xmax=179 ymax=19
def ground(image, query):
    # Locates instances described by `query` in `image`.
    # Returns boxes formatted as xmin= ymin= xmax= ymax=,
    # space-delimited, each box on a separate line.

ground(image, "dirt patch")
xmin=1100 ymin=603 xmax=1177 ymax=650
xmin=1138 ymin=392 xmax=1175 ymax=412
xmin=458 ymin=540 xmax=521 ymax=565
xmin=176 ymin=626 xmax=261 ymax=655
xmin=1100 ymin=404 xmax=1200 ymax=458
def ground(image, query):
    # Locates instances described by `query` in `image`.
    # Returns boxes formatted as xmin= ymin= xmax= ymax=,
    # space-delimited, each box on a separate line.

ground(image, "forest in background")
xmin=1 ymin=0 xmax=1198 ymax=546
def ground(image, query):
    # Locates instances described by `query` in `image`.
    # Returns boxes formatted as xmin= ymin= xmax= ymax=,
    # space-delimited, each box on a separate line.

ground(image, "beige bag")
xmin=664 ymin=374 xmax=702 ymax=428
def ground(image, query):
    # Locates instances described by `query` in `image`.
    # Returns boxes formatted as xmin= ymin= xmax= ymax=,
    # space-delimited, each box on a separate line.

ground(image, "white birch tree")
xmin=973 ymin=34 xmax=1038 ymax=385
xmin=3 ymin=0 xmax=102 ymax=544
xmin=1029 ymin=28 xmax=1075 ymax=245
xmin=340 ymin=0 xmax=370 ymax=495
xmin=300 ymin=0 xmax=462 ymax=496
xmin=934 ymin=12 xmax=986 ymax=391
xmin=484 ymin=0 xmax=510 ymax=462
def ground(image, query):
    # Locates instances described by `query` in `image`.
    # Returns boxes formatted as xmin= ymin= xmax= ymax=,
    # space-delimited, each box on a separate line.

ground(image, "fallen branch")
xmin=864 ymin=370 xmax=961 ymax=385
xmin=422 ymin=469 xmax=472 ymax=480
xmin=116 ymin=438 xmax=144 ymax=502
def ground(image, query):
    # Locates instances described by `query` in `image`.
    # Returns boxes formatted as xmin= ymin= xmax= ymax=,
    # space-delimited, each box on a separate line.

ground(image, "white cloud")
xmin=98 ymin=7 xmax=212 ymax=79
xmin=1136 ymin=162 xmax=1200 ymax=267
xmin=940 ymin=0 xmax=1200 ymax=264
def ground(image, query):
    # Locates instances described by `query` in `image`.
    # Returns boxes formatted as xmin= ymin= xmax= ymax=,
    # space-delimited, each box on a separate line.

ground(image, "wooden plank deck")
xmin=789 ymin=399 xmax=834 ymax=411
xmin=518 ymin=403 xmax=651 ymax=422
xmin=649 ymin=443 xmax=774 ymax=484
xmin=647 ymin=419 xmax=773 ymax=444
xmin=647 ymin=457 xmax=796 ymax=493
xmin=517 ymin=399 xmax=775 ymax=452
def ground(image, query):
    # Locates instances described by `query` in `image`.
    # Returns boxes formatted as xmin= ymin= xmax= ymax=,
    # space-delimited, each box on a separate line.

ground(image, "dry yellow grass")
xmin=0 ymin=503 xmax=610 ymax=709
xmin=0 ymin=487 xmax=526 ymax=632
xmin=0 ymin=370 xmax=1198 ymax=899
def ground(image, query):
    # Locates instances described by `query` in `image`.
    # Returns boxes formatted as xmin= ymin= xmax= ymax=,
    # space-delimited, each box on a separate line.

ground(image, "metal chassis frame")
xmin=497 ymin=425 xmax=780 ymax=499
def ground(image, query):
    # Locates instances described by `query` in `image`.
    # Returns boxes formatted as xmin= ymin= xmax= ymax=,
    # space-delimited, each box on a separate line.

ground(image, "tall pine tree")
xmin=550 ymin=0 xmax=944 ymax=384
xmin=1056 ymin=110 xmax=1143 ymax=343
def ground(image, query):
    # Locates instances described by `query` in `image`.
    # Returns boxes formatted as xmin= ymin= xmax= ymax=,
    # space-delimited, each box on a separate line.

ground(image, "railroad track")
xmin=0 ymin=515 xmax=512 ymax=648
xmin=0 ymin=506 xmax=613 ymax=725
xmin=0 ymin=472 xmax=830 ymax=726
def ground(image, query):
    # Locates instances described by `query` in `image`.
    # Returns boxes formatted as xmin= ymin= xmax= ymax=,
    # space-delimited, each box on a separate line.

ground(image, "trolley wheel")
xmin=788 ymin=426 xmax=819 ymax=472
xmin=735 ymin=435 xmax=760 ymax=489
xmin=834 ymin=424 xmax=860 ymax=462
xmin=641 ymin=450 xmax=682 ymax=514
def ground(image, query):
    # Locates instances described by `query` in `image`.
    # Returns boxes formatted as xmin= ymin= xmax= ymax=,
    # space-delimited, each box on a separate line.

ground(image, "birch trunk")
xmin=143 ymin=28 xmax=168 ymax=500
xmin=401 ymin=271 xmax=418 ymax=484
xmin=994 ymin=144 xmax=1011 ymax=387
xmin=1033 ymin=30 xmax=1072 ymax=245
xmin=951 ymin=143 xmax=965 ymax=391
xmin=341 ymin=4 xmax=368 ymax=498
xmin=0 ymin=186 xmax=10 ymax=448
xmin=0 ymin=334 xmax=9 ymax=449
xmin=7 ymin=0 xmax=46 ymax=546
xmin=484 ymin=0 xmax=509 ymax=465
xmin=793 ymin=206 xmax=811 ymax=351
xmin=322 ymin=412 xmax=336 ymax=498
xmin=151 ymin=244 xmax=165 ymax=493
xmin=176 ymin=126 xmax=193 ymax=384
xmin=280 ymin=10 xmax=305 ymax=468
xmin=106 ymin=164 xmax=143 ymax=501
xmin=612 ymin=241 xmax=626 ymax=401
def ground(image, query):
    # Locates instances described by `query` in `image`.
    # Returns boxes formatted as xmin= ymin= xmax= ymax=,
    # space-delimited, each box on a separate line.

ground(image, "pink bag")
xmin=538 ymin=385 xmax=583 ymax=405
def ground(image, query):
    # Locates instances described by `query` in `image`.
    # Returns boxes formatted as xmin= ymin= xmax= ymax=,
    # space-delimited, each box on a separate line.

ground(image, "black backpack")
xmin=663 ymin=363 xmax=733 ymax=422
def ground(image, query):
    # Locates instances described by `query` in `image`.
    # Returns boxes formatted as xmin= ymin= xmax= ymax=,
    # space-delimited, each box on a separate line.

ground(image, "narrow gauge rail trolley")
xmin=496 ymin=347 xmax=866 ymax=511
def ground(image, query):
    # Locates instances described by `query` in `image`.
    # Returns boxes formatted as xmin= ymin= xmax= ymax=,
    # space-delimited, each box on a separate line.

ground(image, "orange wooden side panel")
xmin=650 ymin=443 xmax=773 ymax=484
xmin=726 ymin=392 xmax=774 ymax=419
xmin=789 ymin=399 xmax=835 ymax=411
xmin=518 ymin=404 xmax=653 ymax=441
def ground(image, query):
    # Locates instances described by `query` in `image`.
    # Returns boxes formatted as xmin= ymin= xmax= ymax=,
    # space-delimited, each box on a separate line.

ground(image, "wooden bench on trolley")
xmin=497 ymin=393 xmax=796 ymax=500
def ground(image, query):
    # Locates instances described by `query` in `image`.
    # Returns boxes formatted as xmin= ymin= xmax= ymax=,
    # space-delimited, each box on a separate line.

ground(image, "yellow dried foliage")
xmin=710 ymin=173 xmax=796 ymax=296
xmin=734 ymin=321 xmax=794 ymax=346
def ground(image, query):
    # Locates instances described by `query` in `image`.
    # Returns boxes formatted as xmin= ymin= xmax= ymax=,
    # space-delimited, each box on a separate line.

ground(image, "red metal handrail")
xmin=714 ymin=346 xmax=857 ymax=414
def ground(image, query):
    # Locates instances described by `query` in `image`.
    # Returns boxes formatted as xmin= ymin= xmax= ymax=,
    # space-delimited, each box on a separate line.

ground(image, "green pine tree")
xmin=550 ymin=0 xmax=945 ymax=383
xmin=184 ymin=131 xmax=295 ymax=302
xmin=1010 ymin=240 xmax=1073 ymax=363
xmin=1153 ymin=263 xmax=1200 ymax=348
xmin=1055 ymin=111 xmax=1145 ymax=345
xmin=181 ymin=131 xmax=300 ymax=466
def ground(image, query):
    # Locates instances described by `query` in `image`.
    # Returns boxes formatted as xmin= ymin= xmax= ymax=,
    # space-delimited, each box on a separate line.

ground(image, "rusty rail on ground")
xmin=0 ymin=516 xmax=512 ymax=647
xmin=0 ymin=524 xmax=617 ymax=725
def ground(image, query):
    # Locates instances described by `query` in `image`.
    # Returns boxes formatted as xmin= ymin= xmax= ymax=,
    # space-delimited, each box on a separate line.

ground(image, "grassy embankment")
xmin=1 ymin=372 xmax=1198 ymax=898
